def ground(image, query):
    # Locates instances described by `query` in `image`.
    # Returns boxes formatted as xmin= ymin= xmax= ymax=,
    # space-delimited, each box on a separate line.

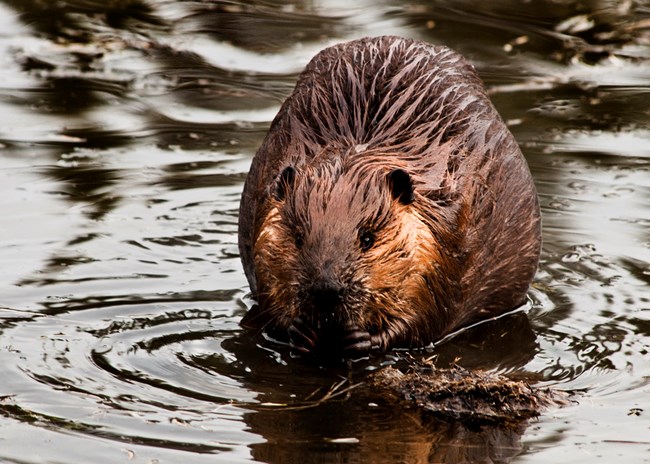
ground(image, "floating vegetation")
xmin=370 ymin=359 xmax=570 ymax=425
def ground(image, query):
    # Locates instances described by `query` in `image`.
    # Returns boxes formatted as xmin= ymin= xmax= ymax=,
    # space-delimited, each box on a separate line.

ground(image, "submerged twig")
xmin=257 ymin=377 xmax=363 ymax=411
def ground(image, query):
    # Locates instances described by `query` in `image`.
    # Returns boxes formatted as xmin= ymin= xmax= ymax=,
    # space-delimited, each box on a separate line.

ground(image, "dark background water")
xmin=0 ymin=1 xmax=648 ymax=463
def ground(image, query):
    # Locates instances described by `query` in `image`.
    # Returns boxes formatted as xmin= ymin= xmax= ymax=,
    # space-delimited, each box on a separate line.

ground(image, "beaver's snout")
xmin=291 ymin=276 xmax=374 ymax=360
xmin=307 ymin=279 xmax=344 ymax=314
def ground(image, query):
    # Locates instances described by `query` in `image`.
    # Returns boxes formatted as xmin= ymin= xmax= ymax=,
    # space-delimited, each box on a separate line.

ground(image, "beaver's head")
xmin=251 ymin=150 xmax=456 ymax=357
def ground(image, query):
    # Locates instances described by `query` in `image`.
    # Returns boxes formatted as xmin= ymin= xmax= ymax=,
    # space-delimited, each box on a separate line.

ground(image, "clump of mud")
xmin=370 ymin=360 xmax=569 ymax=425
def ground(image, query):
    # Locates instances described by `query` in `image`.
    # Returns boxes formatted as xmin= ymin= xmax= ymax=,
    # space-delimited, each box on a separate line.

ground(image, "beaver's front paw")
xmin=288 ymin=317 xmax=380 ymax=360
xmin=288 ymin=315 xmax=318 ymax=355
xmin=341 ymin=325 xmax=380 ymax=359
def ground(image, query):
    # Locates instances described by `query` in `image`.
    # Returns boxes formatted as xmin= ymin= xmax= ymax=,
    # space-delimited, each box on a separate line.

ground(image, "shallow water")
xmin=0 ymin=1 xmax=648 ymax=463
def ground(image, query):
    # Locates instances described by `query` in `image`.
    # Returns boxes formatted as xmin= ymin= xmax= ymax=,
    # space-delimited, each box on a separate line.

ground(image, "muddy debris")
xmin=370 ymin=360 xmax=569 ymax=425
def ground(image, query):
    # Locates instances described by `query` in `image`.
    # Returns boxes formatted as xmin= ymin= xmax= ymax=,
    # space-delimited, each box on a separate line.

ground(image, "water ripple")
xmin=0 ymin=0 xmax=649 ymax=463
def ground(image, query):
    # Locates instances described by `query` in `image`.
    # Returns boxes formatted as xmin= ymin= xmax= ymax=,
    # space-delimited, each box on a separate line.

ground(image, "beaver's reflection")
xmin=223 ymin=309 xmax=538 ymax=463
xmin=247 ymin=396 xmax=526 ymax=464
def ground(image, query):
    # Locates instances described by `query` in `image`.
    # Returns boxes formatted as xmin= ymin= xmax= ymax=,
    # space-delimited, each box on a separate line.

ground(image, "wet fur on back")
xmin=238 ymin=36 xmax=541 ymax=355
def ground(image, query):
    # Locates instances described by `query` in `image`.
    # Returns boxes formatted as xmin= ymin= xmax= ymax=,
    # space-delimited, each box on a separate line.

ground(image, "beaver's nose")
xmin=308 ymin=279 xmax=343 ymax=311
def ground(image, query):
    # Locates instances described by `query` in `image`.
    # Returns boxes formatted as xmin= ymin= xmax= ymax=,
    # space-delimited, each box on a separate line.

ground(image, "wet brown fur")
xmin=238 ymin=36 xmax=541 ymax=354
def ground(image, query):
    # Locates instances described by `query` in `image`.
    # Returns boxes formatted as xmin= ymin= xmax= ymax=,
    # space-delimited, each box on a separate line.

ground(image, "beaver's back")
xmin=239 ymin=36 xmax=540 ymax=340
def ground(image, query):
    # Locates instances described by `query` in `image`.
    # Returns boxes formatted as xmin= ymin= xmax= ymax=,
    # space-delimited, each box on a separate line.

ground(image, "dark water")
xmin=0 ymin=1 xmax=648 ymax=462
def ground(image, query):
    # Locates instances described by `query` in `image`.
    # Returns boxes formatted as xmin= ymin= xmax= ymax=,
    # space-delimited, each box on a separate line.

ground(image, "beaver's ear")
xmin=273 ymin=166 xmax=296 ymax=201
xmin=387 ymin=169 xmax=414 ymax=205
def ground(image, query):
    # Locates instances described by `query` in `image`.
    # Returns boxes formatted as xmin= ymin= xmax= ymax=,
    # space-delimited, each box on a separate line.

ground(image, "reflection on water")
xmin=0 ymin=1 xmax=648 ymax=463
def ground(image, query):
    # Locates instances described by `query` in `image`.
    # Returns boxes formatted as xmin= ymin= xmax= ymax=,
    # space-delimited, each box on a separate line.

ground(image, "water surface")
xmin=0 ymin=1 xmax=648 ymax=463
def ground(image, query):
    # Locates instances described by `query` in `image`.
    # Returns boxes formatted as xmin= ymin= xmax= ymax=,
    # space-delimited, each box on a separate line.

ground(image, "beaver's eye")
xmin=295 ymin=232 xmax=304 ymax=249
xmin=359 ymin=229 xmax=375 ymax=251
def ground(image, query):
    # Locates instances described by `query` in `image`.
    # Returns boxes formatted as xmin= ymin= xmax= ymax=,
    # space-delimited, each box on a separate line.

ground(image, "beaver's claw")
xmin=288 ymin=315 xmax=318 ymax=354
xmin=341 ymin=325 xmax=376 ymax=358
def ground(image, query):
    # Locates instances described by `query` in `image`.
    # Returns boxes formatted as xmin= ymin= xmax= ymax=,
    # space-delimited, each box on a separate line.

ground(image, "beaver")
xmin=238 ymin=36 xmax=541 ymax=360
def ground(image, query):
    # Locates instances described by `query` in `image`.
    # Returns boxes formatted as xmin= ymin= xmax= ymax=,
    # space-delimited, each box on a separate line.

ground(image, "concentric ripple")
xmin=0 ymin=293 xmax=261 ymax=460
xmin=1 ymin=0 xmax=649 ymax=463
